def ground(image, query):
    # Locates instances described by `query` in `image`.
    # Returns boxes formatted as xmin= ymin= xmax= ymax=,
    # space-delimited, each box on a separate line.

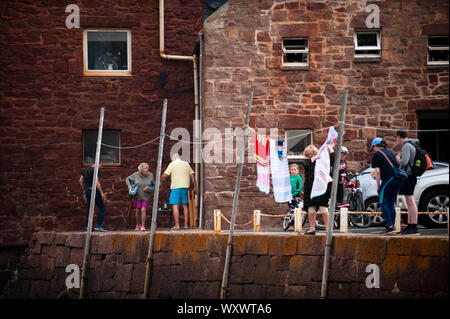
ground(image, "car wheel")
xmin=365 ymin=197 xmax=385 ymax=227
xmin=418 ymin=189 xmax=449 ymax=228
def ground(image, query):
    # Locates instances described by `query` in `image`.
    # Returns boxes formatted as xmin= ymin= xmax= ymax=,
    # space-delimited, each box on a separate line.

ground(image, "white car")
xmin=353 ymin=162 xmax=449 ymax=228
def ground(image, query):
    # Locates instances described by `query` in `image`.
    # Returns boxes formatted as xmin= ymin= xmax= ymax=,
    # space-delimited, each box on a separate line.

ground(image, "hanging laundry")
xmin=311 ymin=127 xmax=340 ymax=199
xmin=254 ymin=134 xmax=270 ymax=194
xmin=269 ymin=139 xmax=292 ymax=203
xmin=254 ymin=134 xmax=269 ymax=166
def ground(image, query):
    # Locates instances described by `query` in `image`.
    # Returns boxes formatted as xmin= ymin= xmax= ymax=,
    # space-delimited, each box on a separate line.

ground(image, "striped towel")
xmin=270 ymin=139 xmax=292 ymax=203
xmin=254 ymin=134 xmax=269 ymax=166
xmin=255 ymin=134 xmax=270 ymax=194
xmin=311 ymin=127 xmax=338 ymax=199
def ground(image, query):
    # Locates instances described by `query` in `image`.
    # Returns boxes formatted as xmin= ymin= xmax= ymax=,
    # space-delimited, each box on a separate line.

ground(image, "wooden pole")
xmin=79 ymin=107 xmax=105 ymax=299
xmin=214 ymin=209 xmax=221 ymax=233
xmin=294 ymin=208 xmax=302 ymax=232
xmin=395 ymin=207 xmax=401 ymax=233
xmin=220 ymin=91 xmax=253 ymax=299
xmin=253 ymin=210 xmax=261 ymax=232
xmin=340 ymin=207 xmax=348 ymax=233
xmin=142 ymin=99 xmax=167 ymax=299
xmin=320 ymin=89 xmax=348 ymax=299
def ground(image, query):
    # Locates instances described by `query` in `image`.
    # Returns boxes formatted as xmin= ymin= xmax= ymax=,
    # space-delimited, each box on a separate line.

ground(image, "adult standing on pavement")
xmin=301 ymin=144 xmax=334 ymax=235
xmin=126 ymin=162 xmax=155 ymax=231
xmin=161 ymin=153 xmax=197 ymax=230
xmin=395 ymin=130 xmax=420 ymax=235
xmin=370 ymin=138 xmax=402 ymax=234
xmin=79 ymin=162 xmax=108 ymax=232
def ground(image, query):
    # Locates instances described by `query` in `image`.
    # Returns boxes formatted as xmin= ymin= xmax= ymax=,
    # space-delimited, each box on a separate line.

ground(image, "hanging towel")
xmin=270 ymin=139 xmax=292 ymax=203
xmin=254 ymin=134 xmax=270 ymax=194
xmin=254 ymin=134 xmax=269 ymax=166
xmin=311 ymin=127 xmax=339 ymax=199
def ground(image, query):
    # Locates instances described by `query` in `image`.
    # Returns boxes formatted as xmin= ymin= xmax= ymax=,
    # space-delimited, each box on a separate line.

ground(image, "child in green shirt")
xmin=289 ymin=164 xmax=303 ymax=198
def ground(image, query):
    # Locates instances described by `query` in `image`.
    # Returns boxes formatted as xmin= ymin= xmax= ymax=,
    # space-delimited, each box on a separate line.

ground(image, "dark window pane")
xmin=83 ymin=130 xmax=120 ymax=164
xmin=357 ymin=33 xmax=377 ymax=47
xmin=87 ymin=31 xmax=128 ymax=71
xmin=284 ymin=53 xmax=307 ymax=63
xmin=284 ymin=39 xmax=308 ymax=50
xmin=429 ymin=37 xmax=449 ymax=47
xmin=286 ymin=130 xmax=312 ymax=156
xmin=355 ymin=49 xmax=380 ymax=55
xmin=429 ymin=50 xmax=449 ymax=62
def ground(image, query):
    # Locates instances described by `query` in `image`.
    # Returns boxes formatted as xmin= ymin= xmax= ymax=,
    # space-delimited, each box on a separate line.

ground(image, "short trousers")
xmin=399 ymin=174 xmax=417 ymax=196
xmin=169 ymin=188 xmax=189 ymax=205
xmin=133 ymin=199 xmax=149 ymax=209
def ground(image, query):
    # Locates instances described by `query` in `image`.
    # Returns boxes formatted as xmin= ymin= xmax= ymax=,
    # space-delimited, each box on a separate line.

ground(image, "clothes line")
xmin=341 ymin=122 xmax=450 ymax=133
xmin=101 ymin=122 xmax=449 ymax=150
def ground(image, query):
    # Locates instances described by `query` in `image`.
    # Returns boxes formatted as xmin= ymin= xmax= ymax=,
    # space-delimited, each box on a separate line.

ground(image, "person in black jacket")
xmin=301 ymin=144 xmax=334 ymax=235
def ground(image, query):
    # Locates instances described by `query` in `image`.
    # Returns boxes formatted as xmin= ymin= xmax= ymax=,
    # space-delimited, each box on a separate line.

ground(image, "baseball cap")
xmin=369 ymin=137 xmax=383 ymax=151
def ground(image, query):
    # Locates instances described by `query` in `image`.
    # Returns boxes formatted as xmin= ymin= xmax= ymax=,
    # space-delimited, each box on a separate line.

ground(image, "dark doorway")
xmin=417 ymin=110 xmax=449 ymax=163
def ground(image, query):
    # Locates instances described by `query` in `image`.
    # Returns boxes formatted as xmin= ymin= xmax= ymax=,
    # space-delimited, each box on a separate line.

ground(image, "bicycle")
xmin=344 ymin=172 xmax=372 ymax=228
xmin=315 ymin=172 xmax=372 ymax=230
xmin=281 ymin=196 xmax=307 ymax=231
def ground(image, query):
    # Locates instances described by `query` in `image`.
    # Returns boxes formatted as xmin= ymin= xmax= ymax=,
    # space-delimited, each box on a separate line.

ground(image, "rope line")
xmin=99 ymin=121 xmax=448 ymax=150
xmin=341 ymin=122 xmax=450 ymax=133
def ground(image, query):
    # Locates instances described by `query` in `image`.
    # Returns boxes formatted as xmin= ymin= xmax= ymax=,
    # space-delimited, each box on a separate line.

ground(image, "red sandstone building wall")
xmin=202 ymin=0 xmax=449 ymax=229
xmin=0 ymin=0 xmax=202 ymax=243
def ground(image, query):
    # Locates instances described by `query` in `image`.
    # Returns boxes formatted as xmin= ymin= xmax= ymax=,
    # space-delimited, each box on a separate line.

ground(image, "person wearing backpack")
xmin=395 ymin=130 xmax=420 ymax=235
xmin=370 ymin=138 xmax=403 ymax=234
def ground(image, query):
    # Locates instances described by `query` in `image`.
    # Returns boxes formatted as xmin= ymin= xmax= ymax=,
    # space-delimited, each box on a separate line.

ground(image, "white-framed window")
xmin=282 ymin=38 xmax=309 ymax=69
xmin=354 ymin=29 xmax=381 ymax=62
xmin=83 ymin=29 xmax=132 ymax=76
xmin=427 ymin=36 xmax=449 ymax=66
xmin=285 ymin=129 xmax=313 ymax=158
xmin=83 ymin=130 xmax=121 ymax=165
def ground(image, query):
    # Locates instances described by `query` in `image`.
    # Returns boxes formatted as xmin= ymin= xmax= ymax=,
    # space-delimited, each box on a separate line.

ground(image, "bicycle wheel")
xmin=282 ymin=216 xmax=292 ymax=231
xmin=349 ymin=191 xmax=372 ymax=228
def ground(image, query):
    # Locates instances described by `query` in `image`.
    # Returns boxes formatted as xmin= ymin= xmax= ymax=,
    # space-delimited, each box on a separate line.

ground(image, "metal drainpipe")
xmin=198 ymin=31 xmax=204 ymax=228
xmin=159 ymin=0 xmax=200 ymax=223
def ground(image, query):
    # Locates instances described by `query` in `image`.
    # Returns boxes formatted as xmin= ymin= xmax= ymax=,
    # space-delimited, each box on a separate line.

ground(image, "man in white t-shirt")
xmin=161 ymin=153 xmax=197 ymax=229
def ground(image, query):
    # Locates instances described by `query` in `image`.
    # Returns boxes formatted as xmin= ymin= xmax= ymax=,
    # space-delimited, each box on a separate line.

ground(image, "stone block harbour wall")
xmin=1 ymin=231 xmax=448 ymax=299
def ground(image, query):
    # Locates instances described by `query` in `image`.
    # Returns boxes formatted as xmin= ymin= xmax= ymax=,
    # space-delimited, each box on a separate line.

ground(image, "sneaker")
xmin=140 ymin=226 xmax=146 ymax=231
xmin=400 ymin=225 xmax=420 ymax=236
xmin=303 ymin=230 xmax=316 ymax=236
xmin=135 ymin=225 xmax=141 ymax=231
xmin=384 ymin=226 xmax=396 ymax=235
xmin=94 ymin=225 xmax=108 ymax=232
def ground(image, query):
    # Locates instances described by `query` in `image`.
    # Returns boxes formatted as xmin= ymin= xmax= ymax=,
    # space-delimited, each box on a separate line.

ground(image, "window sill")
xmin=353 ymin=57 xmax=381 ymax=63
xmin=83 ymin=71 xmax=132 ymax=77
xmin=426 ymin=64 xmax=449 ymax=69
xmin=282 ymin=65 xmax=309 ymax=71
xmin=82 ymin=163 xmax=121 ymax=167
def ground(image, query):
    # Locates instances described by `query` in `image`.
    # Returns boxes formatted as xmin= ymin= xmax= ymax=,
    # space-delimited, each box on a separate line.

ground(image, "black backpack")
xmin=406 ymin=141 xmax=434 ymax=177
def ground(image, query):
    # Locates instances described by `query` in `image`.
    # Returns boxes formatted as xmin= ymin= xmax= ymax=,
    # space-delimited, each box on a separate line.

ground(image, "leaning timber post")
xmin=142 ymin=99 xmax=168 ymax=299
xmin=79 ymin=107 xmax=105 ymax=299
xmin=220 ymin=91 xmax=253 ymax=299
xmin=320 ymin=89 xmax=348 ymax=299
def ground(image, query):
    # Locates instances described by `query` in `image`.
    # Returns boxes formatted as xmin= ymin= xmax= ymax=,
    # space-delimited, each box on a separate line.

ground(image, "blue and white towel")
xmin=269 ymin=139 xmax=292 ymax=203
